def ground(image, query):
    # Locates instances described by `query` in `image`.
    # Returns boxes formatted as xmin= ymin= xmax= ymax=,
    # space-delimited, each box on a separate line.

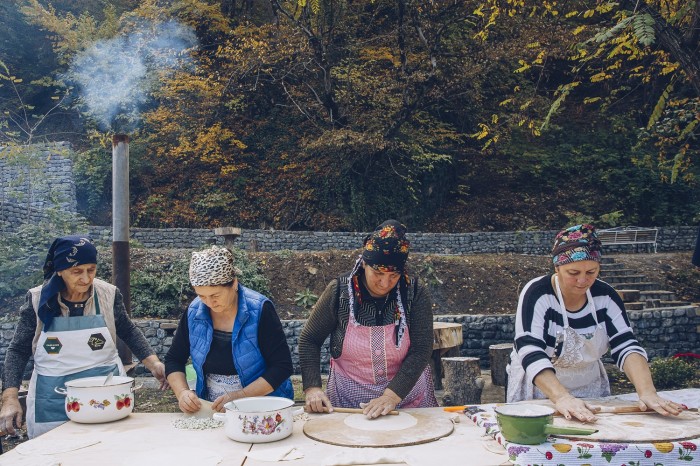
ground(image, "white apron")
xmin=26 ymin=292 xmax=125 ymax=438
xmin=507 ymin=276 xmax=610 ymax=402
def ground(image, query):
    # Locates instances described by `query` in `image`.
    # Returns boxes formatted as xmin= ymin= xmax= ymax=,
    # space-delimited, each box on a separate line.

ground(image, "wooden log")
xmin=441 ymin=357 xmax=483 ymax=406
xmin=431 ymin=322 xmax=464 ymax=390
xmin=489 ymin=343 xmax=513 ymax=387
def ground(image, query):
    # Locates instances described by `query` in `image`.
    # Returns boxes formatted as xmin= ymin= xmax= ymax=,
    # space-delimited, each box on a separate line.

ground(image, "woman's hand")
xmin=638 ymin=392 xmax=684 ymax=416
xmin=304 ymin=387 xmax=333 ymax=413
xmin=212 ymin=390 xmax=246 ymax=413
xmin=143 ymin=355 xmax=169 ymax=390
xmin=177 ymin=389 xmax=202 ymax=414
xmin=554 ymin=393 xmax=598 ymax=423
xmin=0 ymin=390 xmax=23 ymax=435
xmin=360 ymin=389 xmax=401 ymax=419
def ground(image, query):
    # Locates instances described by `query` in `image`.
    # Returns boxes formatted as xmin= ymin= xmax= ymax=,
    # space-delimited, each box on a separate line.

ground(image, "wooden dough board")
xmin=303 ymin=411 xmax=454 ymax=447
xmin=524 ymin=399 xmax=700 ymax=442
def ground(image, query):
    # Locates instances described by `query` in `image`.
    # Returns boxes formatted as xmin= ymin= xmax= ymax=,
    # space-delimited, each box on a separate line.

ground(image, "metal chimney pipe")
xmin=112 ymin=134 xmax=132 ymax=366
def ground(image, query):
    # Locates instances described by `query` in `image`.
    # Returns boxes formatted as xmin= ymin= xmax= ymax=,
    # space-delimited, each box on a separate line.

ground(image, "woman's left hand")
xmin=638 ymin=393 xmax=684 ymax=416
xmin=360 ymin=389 xmax=401 ymax=418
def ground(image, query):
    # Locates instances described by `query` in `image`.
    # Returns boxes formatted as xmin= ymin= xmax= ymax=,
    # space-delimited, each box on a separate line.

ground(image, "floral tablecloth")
xmin=468 ymin=389 xmax=700 ymax=466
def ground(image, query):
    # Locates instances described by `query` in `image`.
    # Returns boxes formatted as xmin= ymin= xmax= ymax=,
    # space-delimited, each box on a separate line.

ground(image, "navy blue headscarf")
xmin=38 ymin=235 xmax=98 ymax=330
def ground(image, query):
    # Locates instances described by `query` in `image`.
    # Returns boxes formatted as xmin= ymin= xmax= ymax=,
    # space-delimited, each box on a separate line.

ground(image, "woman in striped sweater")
xmin=506 ymin=224 xmax=684 ymax=422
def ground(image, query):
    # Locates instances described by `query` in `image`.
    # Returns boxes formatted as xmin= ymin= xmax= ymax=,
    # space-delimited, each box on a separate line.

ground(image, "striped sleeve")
xmin=513 ymin=276 xmax=558 ymax=385
xmin=593 ymin=280 xmax=647 ymax=369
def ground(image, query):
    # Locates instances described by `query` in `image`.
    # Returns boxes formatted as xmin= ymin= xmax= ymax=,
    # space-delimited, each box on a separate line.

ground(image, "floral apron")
xmin=326 ymin=306 xmax=437 ymax=408
xmin=26 ymin=292 xmax=125 ymax=438
xmin=507 ymin=276 xmax=610 ymax=402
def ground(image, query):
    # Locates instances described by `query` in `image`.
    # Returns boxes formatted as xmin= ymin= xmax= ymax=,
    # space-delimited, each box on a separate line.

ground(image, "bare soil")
xmin=257 ymin=250 xmax=700 ymax=319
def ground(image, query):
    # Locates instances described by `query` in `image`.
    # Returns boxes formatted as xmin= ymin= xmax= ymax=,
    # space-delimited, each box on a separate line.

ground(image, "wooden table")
xmin=1 ymin=408 xmax=509 ymax=466
xmin=431 ymin=322 xmax=464 ymax=390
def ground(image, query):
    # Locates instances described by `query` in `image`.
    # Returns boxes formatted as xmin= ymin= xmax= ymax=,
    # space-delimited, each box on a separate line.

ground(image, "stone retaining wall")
xmin=3 ymin=311 xmax=697 ymax=379
xmin=83 ymin=225 xmax=698 ymax=254
xmin=0 ymin=143 xmax=77 ymax=219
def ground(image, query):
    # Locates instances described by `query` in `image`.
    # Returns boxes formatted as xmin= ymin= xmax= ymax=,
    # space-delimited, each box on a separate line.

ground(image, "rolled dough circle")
xmin=343 ymin=412 xmax=418 ymax=431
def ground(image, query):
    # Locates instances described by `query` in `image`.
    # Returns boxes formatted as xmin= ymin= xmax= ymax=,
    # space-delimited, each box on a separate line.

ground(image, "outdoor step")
xmin=603 ymin=275 xmax=648 ymax=284
xmin=611 ymin=282 xmax=659 ymax=290
xmin=636 ymin=305 xmax=698 ymax=315
xmin=599 ymin=262 xmax=626 ymax=270
xmin=639 ymin=290 xmax=678 ymax=301
xmin=599 ymin=269 xmax=639 ymax=277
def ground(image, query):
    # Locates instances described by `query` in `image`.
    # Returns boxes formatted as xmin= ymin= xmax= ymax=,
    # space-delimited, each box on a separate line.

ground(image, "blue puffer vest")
xmin=188 ymin=284 xmax=293 ymax=400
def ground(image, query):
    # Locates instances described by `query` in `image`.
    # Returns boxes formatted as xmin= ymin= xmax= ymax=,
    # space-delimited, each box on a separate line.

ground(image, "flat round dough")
xmin=343 ymin=412 xmax=417 ymax=431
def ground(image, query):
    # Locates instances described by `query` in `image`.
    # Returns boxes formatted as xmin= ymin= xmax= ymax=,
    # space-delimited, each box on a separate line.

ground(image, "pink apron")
xmin=326 ymin=307 xmax=437 ymax=408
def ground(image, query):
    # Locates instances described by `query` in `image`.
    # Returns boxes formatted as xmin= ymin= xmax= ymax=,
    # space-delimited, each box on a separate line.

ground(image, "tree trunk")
xmin=489 ymin=343 xmax=513 ymax=387
xmin=441 ymin=357 xmax=483 ymax=406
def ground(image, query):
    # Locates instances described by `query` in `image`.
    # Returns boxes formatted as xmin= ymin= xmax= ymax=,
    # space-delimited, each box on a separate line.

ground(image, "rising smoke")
xmin=69 ymin=19 xmax=197 ymax=134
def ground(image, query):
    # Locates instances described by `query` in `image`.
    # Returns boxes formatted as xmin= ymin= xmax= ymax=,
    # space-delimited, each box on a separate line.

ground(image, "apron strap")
xmin=553 ymin=275 xmax=597 ymax=328
xmin=94 ymin=289 xmax=101 ymax=315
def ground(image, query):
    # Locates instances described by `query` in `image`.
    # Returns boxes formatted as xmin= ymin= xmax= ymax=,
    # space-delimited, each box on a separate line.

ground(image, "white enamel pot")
xmin=55 ymin=376 xmax=138 ymax=424
xmin=213 ymin=396 xmax=303 ymax=443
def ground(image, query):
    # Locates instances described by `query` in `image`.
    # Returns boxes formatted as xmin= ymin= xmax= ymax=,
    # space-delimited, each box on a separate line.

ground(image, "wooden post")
xmin=213 ymin=227 xmax=242 ymax=249
xmin=441 ymin=357 xmax=483 ymax=406
xmin=489 ymin=343 xmax=513 ymax=386
xmin=431 ymin=322 xmax=464 ymax=390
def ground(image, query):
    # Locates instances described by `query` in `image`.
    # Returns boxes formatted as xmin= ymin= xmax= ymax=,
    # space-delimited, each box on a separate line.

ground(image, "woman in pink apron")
xmin=507 ymin=224 xmax=684 ymax=422
xmin=0 ymin=235 xmax=168 ymax=438
xmin=299 ymin=220 xmax=437 ymax=418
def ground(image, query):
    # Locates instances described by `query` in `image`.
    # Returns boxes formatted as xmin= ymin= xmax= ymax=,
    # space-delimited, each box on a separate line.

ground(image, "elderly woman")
xmin=507 ymin=224 xmax=684 ymax=422
xmin=165 ymin=246 xmax=293 ymax=414
xmin=299 ymin=220 xmax=437 ymax=418
xmin=0 ymin=235 xmax=167 ymax=438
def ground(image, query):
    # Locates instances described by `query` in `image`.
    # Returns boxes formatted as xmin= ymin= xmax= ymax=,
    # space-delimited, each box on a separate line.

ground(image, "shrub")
xmin=650 ymin=357 xmax=698 ymax=390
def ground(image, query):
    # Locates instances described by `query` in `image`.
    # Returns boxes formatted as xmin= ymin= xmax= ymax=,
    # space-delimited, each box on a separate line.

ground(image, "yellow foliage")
xmin=573 ymin=25 xmax=586 ymax=36
xmin=583 ymin=9 xmax=595 ymax=18
xmin=590 ymin=72 xmax=609 ymax=82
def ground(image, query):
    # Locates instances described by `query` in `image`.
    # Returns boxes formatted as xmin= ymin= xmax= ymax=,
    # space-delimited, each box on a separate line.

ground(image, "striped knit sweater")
xmin=513 ymin=274 xmax=647 ymax=385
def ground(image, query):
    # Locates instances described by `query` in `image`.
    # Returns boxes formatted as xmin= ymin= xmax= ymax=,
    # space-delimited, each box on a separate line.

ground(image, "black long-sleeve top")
xmin=164 ymin=301 xmax=293 ymax=391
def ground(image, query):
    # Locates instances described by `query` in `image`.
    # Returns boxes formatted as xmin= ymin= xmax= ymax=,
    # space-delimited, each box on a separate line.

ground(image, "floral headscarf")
xmin=552 ymin=224 xmax=602 ymax=267
xmin=361 ymin=220 xmax=410 ymax=273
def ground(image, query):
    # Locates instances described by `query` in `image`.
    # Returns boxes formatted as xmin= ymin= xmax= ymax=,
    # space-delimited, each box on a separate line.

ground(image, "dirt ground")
xmin=257 ymin=250 xmax=700 ymax=319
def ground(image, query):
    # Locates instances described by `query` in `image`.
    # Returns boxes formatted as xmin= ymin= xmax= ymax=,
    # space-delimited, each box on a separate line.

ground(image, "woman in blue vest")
xmin=165 ymin=246 xmax=293 ymax=414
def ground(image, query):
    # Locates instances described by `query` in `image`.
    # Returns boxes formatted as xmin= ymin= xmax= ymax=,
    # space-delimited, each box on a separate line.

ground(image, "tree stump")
xmin=441 ymin=357 xmax=483 ymax=406
xmin=489 ymin=343 xmax=513 ymax=387
xmin=431 ymin=322 xmax=464 ymax=390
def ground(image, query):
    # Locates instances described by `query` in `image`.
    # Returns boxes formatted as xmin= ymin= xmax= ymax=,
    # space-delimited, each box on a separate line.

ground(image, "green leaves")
xmin=631 ymin=13 xmax=656 ymax=47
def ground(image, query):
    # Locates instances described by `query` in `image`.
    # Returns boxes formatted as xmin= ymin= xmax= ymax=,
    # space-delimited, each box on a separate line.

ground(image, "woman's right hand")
xmin=0 ymin=392 xmax=23 ymax=435
xmin=554 ymin=393 xmax=598 ymax=423
xmin=177 ymin=389 xmax=202 ymax=414
xmin=304 ymin=387 xmax=333 ymax=413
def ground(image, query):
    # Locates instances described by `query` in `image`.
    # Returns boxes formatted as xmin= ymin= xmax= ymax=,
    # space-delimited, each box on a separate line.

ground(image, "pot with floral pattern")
xmin=55 ymin=376 xmax=137 ymax=423
xmin=213 ymin=396 xmax=303 ymax=443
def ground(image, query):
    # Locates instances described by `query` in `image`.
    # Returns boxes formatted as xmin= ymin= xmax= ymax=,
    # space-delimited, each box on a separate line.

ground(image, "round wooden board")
xmin=522 ymin=399 xmax=700 ymax=443
xmin=551 ymin=410 xmax=700 ymax=443
xmin=303 ymin=411 xmax=454 ymax=447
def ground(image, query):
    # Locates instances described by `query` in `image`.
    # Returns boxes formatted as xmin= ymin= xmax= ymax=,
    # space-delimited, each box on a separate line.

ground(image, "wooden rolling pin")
xmin=332 ymin=407 xmax=400 ymax=416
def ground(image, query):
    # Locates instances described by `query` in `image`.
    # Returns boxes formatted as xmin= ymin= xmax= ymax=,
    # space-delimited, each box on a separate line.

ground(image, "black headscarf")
xmin=38 ymin=235 xmax=97 ymax=330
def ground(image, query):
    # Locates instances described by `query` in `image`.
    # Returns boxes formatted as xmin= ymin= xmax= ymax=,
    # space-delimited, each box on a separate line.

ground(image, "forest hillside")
xmin=0 ymin=1 xmax=698 ymax=232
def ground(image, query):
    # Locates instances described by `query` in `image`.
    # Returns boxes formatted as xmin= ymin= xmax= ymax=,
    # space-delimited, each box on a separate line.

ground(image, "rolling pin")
xmin=332 ymin=407 xmax=400 ymax=416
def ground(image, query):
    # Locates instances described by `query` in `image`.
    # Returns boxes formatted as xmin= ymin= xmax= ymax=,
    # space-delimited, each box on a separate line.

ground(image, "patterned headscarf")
xmin=552 ymin=224 xmax=602 ymax=267
xmin=361 ymin=219 xmax=410 ymax=273
xmin=189 ymin=246 xmax=239 ymax=287
xmin=39 ymin=235 xmax=98 ymax=329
